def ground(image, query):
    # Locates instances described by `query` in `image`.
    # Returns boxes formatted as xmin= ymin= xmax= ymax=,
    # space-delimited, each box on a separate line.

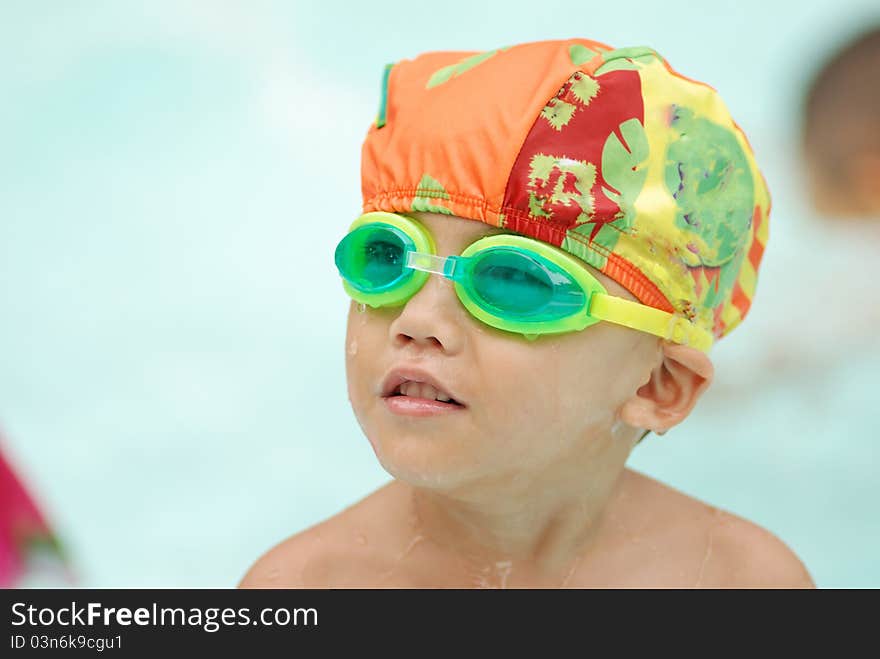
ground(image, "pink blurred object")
xmin=0 ymin=443 xmax=66 ymax=587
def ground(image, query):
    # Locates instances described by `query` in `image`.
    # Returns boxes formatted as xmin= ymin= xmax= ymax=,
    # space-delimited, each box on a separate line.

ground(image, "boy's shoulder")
xmin=239 ymin=473 xmax=815 ymax=588
xmin=238 ymin=481 xmax=405 ymax=588
xmin=618 ymin=469 xmax=815 ymax=588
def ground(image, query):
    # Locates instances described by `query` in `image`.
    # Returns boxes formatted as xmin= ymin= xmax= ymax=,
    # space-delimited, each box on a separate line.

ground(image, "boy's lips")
xmin=383 ymin=396 xmax=465 ymax=416
xmin=380 ymin=365 xmax=467 ymax=408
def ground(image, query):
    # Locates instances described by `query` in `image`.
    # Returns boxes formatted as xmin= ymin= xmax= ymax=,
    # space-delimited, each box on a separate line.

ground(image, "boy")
xmin=240 ymin=38 xmax=814 ymax=588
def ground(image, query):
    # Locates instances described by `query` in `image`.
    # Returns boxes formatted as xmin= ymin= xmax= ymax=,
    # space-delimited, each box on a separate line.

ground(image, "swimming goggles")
xmin=334 ymin=211 xmax=712 ymax=351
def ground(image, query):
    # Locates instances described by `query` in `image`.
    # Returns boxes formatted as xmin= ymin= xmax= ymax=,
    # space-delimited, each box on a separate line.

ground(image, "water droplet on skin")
xmin=495 ymin=560 xmax=513 ymax=589
xmin=347 ymin=339 xmax=358 ymax=356
xmin=610 ymin=418 xmax=634 ymax=443
xmin=266 ymin=568 xmax=280 ymax=582
xmin=356 ymin=534 xmax=367 ymax=546
xmin=357 ymin=303 xmax=367 ymax=313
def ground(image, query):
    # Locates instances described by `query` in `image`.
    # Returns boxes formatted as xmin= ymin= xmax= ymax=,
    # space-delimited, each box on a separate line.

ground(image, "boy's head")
xmin=802 ymin=27 xmax=880 ymax=217
xmin=340 ymin=38 xmax=768 ymax=487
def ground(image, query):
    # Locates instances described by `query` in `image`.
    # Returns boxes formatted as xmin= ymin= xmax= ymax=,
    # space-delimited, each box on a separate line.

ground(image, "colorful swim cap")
xmin=360 ymin=38 xmax=770 ymax=346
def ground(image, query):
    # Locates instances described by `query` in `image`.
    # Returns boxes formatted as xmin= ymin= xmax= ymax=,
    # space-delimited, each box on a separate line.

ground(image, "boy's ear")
xmin=618 ymin=342 xmax=714 ymax=434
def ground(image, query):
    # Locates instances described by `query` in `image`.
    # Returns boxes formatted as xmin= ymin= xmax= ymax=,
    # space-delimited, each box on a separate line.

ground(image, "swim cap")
xmin=360 ymin=38 xmax=770 ymax=346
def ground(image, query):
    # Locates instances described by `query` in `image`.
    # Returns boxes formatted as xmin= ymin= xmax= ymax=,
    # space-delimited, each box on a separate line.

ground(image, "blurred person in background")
xmin=717 ymin=25 xmax=880 ymax=384
xmin=0 ymin=435 xmax=70 ymax=587
xmin=803 ymin=27 xmax=880 ymax=219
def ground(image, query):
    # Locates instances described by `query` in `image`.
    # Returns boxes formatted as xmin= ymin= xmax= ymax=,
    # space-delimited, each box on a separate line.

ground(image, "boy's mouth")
xmin=388 ymin=381 xmax=462 ymax=406
xmin=381 ymin=367 xmax=466 ymax=407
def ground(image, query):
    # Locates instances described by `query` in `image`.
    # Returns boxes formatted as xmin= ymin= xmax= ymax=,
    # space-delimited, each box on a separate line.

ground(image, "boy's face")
xmin=344 ymin=211 xmax=659 ymax=490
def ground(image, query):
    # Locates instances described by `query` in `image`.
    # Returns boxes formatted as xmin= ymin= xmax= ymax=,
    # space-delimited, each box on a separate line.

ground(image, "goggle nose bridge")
xmin=404 ymin=250 xmax=464 ymax=282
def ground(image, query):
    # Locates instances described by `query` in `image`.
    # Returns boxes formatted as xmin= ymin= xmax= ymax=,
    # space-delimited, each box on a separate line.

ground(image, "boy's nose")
xmin=387 ymin=271 xmax=467 ymax=353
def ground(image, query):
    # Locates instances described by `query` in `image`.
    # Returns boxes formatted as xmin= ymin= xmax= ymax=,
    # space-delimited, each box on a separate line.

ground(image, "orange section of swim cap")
xmin=360 ymin=39 xmax=613 ymax=226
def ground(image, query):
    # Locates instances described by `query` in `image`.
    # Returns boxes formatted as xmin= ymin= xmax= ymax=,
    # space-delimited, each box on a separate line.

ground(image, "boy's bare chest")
xmin=301 ymin=536 xmax=707 ymax=588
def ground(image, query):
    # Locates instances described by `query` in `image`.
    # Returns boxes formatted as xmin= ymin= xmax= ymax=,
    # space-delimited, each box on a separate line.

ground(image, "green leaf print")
xmin=412 ymin=173 xmax=454 ymax=214
xmin=426 ymin=47 xmax=510 ymax=88
xmin=541 ymin=99 xmax=577 ymax=131
xmin=569 ymin=44 xmax=601 ymax=65
xmin=601 ymin=118 xmax=649 ymax=222
xmin=664 ymin=106 xmax=754 ymax=267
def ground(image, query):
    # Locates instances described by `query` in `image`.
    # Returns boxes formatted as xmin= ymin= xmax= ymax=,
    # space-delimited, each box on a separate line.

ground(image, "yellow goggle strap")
xmin=589 ymin=293 xmax=714 ymax=353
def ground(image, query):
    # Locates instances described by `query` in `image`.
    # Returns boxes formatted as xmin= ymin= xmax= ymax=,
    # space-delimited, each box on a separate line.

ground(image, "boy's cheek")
xmin=344 ymin=357 xmax=374 ymax=417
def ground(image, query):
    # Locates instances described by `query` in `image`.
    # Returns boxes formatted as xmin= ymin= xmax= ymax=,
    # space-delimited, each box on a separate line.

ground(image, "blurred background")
xmin=2 ymin=1 xmax=878 ymax=587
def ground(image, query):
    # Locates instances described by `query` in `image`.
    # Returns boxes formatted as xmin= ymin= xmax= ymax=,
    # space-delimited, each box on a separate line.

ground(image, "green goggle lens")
xmin=469 ymin=249 xmax=553 ymax=314
xmin=334 ymin=223 xmax=414 ymax=292
xmin=464 ymin=248 xmax=585 ymax=320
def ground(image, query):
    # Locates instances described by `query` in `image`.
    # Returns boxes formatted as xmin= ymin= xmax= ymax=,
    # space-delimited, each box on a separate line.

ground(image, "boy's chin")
xmin=370 ymin=435 xmax=481 ymax=490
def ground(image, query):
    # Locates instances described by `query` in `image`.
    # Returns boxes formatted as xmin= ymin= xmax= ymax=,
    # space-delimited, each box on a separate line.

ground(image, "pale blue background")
xmin=2 ymin=1 xmax=878 ymax=587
